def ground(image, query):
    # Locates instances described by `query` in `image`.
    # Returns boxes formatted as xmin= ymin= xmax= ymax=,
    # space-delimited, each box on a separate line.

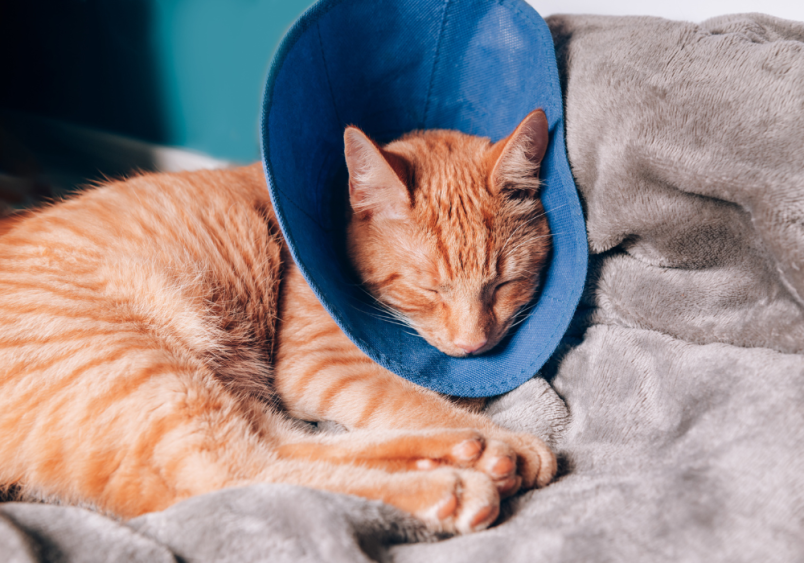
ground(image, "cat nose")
xmin=454 ymin=338 xmax=488 ymax=354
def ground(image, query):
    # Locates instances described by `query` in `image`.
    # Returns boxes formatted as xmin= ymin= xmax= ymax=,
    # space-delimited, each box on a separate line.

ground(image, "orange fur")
xmin=0 ymin=112 xmax=554 ymax=535
xmin=345 ymin=109 xmax=551 ymax=356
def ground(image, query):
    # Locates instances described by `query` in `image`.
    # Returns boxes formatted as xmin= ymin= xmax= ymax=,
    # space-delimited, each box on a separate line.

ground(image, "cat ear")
xmin=488 ymin=109 xmax=549 ymax=196
xmin=344 ymin=127 xmax=411 ymax=220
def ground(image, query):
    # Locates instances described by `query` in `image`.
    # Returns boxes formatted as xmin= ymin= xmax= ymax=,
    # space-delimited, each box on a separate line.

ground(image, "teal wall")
xmin=0 ymin=0 xmax=314 ymax=163
xmin=151 ymin=0 xmax=314 ymax=162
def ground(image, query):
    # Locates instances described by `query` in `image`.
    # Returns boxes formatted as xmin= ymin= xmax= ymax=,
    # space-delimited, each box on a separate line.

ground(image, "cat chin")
xmin=441 ymin=336 xmax=509 ymax=358
xmin=443 ymin=349 xmax=471 ymax=358
xmin=432 ymin=342 xmax=492 ymax=358
xmin=420 ymin=336 xmax=470 ymax=358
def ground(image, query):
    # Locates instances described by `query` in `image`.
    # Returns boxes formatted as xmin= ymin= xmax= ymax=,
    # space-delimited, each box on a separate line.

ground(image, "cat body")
xmin=0 ymin=111 xmax=554 ymax=535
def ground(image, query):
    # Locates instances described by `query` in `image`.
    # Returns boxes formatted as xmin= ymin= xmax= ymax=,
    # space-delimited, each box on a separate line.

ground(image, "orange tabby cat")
xmin=0 ymin=110 xmax=553 ymax=535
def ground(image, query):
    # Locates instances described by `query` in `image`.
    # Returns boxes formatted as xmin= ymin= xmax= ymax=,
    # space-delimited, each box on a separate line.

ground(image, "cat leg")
xmin=277 ymin=428 xmax=488 ymax=470
xmin=262 ymin=431 xmax=502 ymax=534
xmin=275 ymin=339 xmax=552 ymax=494
xmin=0 ymin=347 xmax=499 ymax=533
xmin=275 ymin=262 xmax=556 ymax=493
xmin=269 ymin=461 xmax=501 ymax=535
xmin=275 ymin=427 xmax=523 ymax=497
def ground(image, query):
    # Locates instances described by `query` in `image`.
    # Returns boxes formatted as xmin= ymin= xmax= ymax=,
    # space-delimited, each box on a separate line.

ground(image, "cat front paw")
xmin=472 ymin=438 xmax=522 ymax=497
xmin=414 ymin=429 xmax=556 ymax=496
xmin=394 ymin=467 xmax=500 ymax=535
xmin=484 ymin=431 xmax=556 ymax=492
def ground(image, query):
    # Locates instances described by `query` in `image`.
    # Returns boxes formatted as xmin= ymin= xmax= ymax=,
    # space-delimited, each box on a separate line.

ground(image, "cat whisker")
xmin=499 ymin=221 xmax=531 ymax=253
xmin=507 ymin=301 xmax=538 ymax=330
xmin=504 ymin=231 xmax=569 ymax=257
xmin=361 ymin=298 xmax=408 ymax=321
xmin=529 ymin=202 xmax=571 ymax=221
xmin=351 ymin=307 xmax=412 ymax=328
xmin=348 ymin=301 xmax=418 ymax=330
xmin=509 ymin=313 xmax=531 ymax=329
xmin=356 ymin=289 xmax=416 ymax=329
xmin=497 ymin=206 xmax=563 ymax=255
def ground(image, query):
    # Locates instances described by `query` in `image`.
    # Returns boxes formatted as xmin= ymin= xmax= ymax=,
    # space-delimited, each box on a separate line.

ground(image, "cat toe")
xmin=468 ymin=503 xmax=498 ymax=531
xmin=412 ymin=468 xmax=500 ymax=535
xmin=480 ymin=441 xmax=516 ymax=478
xmin=473 ymin=439 xmax=520 ymax=495
xmin=451 ymin=436 xmax=484 ymax=463
xmin=500 ymin=432 xmax=556 ymax=490
xmin=497 ymin=475 xmax=521 ymax=497
xmin=411 ymin=429 xmax=485 ymax=467
xmin=452 ymin=470 xmax=500 ymax=534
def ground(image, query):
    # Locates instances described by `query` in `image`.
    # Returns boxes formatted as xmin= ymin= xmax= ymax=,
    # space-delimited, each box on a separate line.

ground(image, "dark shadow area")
xmin=0 ymin=484 xmax=22 ymax=503
xmin=0 ymin=1 xmax=169 ymax=204
xmin=553 ymin=451 xmax=574 ymax=481
xmin=0 ymin=0 xmax=167 ymax=144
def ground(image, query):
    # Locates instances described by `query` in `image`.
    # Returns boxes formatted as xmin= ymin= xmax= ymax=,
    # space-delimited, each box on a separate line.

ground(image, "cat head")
xmin=344 ymin=110 xmax=551 ymax=358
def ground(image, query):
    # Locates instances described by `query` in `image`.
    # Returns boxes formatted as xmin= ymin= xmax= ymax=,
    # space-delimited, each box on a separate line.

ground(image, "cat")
xmin=0 ymin=109 xmax=554 ymax=535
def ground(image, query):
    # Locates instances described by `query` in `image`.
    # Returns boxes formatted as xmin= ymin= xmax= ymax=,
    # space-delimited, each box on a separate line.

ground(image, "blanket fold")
xmin=551 ymin=13 xmax=804 ymax=356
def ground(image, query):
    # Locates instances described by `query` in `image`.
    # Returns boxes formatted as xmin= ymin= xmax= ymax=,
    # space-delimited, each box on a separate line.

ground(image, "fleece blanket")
xmin=3 ymin=12 xmax=804 ymax=562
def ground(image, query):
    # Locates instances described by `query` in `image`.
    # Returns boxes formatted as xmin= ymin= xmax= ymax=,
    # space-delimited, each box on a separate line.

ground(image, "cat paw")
xmin=403 ymin=468 xmax=500 ymax=534
xmin=414 ymin=430 xmax=555 ymax=496
xmin=473 ymin=439 xmax=521 ymax=497
xmin=488 ymin=431 xmax=556 ymax=491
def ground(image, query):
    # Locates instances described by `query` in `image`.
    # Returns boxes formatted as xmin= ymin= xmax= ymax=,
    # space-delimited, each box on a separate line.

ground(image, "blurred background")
xmin=1 ymin=0 xmax=802 ymax=205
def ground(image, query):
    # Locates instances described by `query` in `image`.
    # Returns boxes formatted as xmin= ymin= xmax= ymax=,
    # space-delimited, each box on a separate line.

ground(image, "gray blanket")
xmin=3 ymin=12 xmax=804 ymax=563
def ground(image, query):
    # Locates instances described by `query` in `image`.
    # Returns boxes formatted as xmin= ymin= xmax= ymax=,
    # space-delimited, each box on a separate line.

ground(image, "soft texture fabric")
xmin=261 ymin=0 xmax=587 ymax=398
xmin=3 ymin=12 xmax=804 ymax=562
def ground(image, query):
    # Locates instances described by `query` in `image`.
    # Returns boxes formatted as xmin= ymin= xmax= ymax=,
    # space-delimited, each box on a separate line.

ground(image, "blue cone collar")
xmin=261 ymin=0 xmax=587 ymax=397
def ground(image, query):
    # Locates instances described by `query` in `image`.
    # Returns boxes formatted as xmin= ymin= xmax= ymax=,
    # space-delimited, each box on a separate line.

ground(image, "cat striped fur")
xmin=0 ymin=110 xmax=555 ymax=535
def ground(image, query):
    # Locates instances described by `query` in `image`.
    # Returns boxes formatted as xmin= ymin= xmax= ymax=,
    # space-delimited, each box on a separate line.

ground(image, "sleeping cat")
xmin=0 ymin=109 xmax=553 ymax=535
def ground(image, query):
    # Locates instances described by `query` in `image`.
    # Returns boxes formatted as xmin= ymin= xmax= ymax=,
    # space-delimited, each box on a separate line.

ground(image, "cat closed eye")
xmin=495 ymin=280 xmax=515 ymax=291
xmin=492 ymin=279 xmax=523 ymax=296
